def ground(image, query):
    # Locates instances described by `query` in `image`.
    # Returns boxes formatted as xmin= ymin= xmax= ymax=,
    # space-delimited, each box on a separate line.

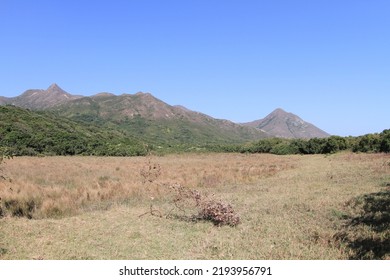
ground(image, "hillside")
xmin=0 ymin=96 xmax=9 ymax=105
xmin=0 ymin=105 xmax=146 ymax=156
xmin=51 ymin=92 xmax=268 ymax=145
xmin=0 ymin=84 xmax=331 ymax=144
xmin=242 ymin=108 xmax=330 ymax=138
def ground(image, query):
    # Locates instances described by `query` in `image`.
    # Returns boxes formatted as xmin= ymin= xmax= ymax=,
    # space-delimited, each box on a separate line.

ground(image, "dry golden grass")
xmin=0 ymin=152 xmax=389 ymax=259
xmin=0 ymin=154 xmax=295 ymax=218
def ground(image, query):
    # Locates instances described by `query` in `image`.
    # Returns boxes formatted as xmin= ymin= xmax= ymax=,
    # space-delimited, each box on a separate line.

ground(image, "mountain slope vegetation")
xmin=51 ymin=92 xmax=268 ymax=146
xmin=0 ymin=105 xmax=147 ymax=156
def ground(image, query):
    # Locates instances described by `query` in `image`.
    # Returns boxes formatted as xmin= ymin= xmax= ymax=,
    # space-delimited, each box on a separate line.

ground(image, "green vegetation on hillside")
xmin=0 ymin=105 xmax=147 ymax=156
xmin=52 ymin=93 xmax=267 ymax=146
xmin=1 ymin=105 xmax=389 ymax=156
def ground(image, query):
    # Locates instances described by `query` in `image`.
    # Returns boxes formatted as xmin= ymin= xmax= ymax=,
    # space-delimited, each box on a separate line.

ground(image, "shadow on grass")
xmin=0 ymin=247 xmax=8 ymax=255
xmin=335 ymin=190 xmax=390 ymax=259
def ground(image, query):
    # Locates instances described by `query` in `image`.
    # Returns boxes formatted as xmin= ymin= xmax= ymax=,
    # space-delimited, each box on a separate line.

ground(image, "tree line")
xmin=225 ymin=129 xmax=390 ymax=155
xmin=204 ymin=130 xmax=390 ymax=155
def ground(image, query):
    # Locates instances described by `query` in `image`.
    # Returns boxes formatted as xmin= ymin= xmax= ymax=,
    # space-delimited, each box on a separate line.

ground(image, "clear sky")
xmin=1 ymin=0 xmax=389 ymax=136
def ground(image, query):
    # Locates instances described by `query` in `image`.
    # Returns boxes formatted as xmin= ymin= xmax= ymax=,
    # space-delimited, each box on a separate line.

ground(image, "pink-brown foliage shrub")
xmin=168 ymin=184 xmax=240 ymax=227
xmin=197 ymin=200 xmax=240 ymax=226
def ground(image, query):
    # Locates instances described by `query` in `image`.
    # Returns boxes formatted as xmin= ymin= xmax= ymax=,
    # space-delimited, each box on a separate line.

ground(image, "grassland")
xmin=0 ymin=153 xmax=389 ymax=259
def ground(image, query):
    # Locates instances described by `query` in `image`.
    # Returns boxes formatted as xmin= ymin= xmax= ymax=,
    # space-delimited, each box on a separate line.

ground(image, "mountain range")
xmin=0 ymin=84 xmax=329 ymax=145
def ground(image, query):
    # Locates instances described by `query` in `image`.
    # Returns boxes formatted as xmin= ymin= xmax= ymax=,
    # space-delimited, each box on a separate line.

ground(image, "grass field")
xmin=0 ymin=153 xmax=389 ymax=259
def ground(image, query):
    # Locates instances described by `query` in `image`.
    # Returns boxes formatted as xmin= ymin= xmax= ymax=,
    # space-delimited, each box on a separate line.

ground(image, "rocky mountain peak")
xmin=271 ymin=108 xmax=286 ymax=114
xmin=2 ymin=84 xmax=81 ymax=109
xmin=242 ymin=108 xmax=329 ymax=139
xmin=46 ymin=83 xmax=69 ymax=95
xmin=47 ymin=83 xmax=60 ymax=90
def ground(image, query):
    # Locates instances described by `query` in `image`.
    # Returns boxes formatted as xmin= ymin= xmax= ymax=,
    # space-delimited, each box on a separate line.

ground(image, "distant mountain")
xmin=1 ymin=84 xmax=330 ymax=142
xmin=52 ymin=91 xmax=268 ymax=145
xmin=242 ymin=108 xmax=329 ymax=138
xmin=2 ymin=83 xmax=82 ymax=109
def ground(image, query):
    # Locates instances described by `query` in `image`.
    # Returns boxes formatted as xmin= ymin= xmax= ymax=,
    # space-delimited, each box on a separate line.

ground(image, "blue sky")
xmin=1 ymin=0 xmax=389 ymax=136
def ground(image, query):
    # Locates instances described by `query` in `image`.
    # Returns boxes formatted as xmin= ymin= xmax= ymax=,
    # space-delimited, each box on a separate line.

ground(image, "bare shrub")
xmin=197 ymin=200 xmax=240 ymax=226
xmin=151 ymin=183 xmax=240 ymax=227
xmin=137 ymin=157 xmax=241 ymax=226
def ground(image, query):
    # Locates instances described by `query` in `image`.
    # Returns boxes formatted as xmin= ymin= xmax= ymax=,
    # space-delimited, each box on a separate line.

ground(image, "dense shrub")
xmin=353 ymin=134 xmax=381 ymax=153
xmin=322 ymin=136 xmax=348 ymax=154
xmin=379 ymin=130 xmax=390 ymax=153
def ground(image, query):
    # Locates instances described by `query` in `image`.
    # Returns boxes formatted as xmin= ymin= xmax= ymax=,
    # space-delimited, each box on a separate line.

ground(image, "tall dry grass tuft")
xmin=1 ymin=157 xmax=142 ymax=218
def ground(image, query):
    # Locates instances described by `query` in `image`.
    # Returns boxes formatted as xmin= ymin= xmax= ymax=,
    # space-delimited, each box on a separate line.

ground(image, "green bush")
xmin=353 ymin=134 xmax=381 ymax=153
xmin=380 ymin=130 xmax=390 ymax=153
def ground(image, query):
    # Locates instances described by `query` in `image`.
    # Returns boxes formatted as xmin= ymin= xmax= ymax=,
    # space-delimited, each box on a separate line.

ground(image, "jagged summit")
xmin=3 ymin=83 xmax=81 ymax=109
xmin=47 ymin=83 xmax=60 ymax=90
xmin=46 ymin=83 xmax=71 ymax=96
xmin=46 ymin=83 xmax=66 ymax=93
